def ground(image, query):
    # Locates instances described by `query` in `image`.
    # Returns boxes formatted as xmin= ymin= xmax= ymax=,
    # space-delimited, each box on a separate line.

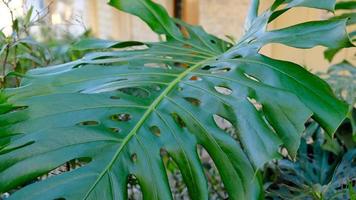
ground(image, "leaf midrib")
xmin=82 ymin=57 xmax=216 ymax=199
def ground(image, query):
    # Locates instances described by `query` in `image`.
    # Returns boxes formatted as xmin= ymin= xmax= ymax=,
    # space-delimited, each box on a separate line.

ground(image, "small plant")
xmin=0 ymin=0 xmax=354 ymax=199
xmin=264 ymin=121 xmax=356 ymax=200
xmin=0 ymin=1 xmax=92 ymax=89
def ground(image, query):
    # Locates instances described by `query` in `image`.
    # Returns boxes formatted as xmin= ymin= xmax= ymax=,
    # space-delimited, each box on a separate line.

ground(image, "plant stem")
xmin=1 ymin=45 xmax=10 ymax=88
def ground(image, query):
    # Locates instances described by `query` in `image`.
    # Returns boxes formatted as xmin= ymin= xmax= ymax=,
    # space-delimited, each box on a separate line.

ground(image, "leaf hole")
xmin=183 ymin=97 xmax=201 ymax=106
xmin=109 ymin=127 xmax=121 ymax=133
xmin=131 ymin=153 xmax=138 ymax=163
xmin=210 ymin=40 xmax=216 ymax=44
xmin=144 ymin=63 xmax=167 ymax=68
xmin=111 ymin=113 xmax=132 ymax=122
xmin=149 ymin=125 xmax=161 ymax=137
xmin=189 ymin=75 xmax=202 ymax=81
xmin=174 ymin=62 xmax=189 ymax=68
xmin=211 ymin=67 xmax=231 ymax=74
xmin=76 ymin=121 xmax=100 ymax=126
xmin=40 ymin=157 xmax=92 ymax=180
xmin=247 ymin=97 xmax=262 ymax=111
xmin=244 ymin=73 xmax=260 ymax=82
xmin=213 ymin=114 xmax=233 ymax=132
xmin=160 ymin=148 xmax=168 ymax=157
xmin=202 ymin=65 xmax=216 ymax=70
xmin=214 ymin=86 xmax=232 ymax=95
xmin=279 ymin=146 xmax=289 ymax=157
xmin=171 ymin=113 xmax=186 ymax=128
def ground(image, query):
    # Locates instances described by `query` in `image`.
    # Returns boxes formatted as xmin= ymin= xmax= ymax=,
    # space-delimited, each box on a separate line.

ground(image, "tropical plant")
xmin=320 ymin=61 xmax=356 ymax=145
xmin=0 ymin=0 xmax=354 ymax=199
xmin=264 ymin=120 xmax=356 ymax=200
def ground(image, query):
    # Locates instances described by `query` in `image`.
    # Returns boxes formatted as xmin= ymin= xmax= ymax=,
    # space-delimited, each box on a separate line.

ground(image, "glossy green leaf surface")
xmin=324 ymin=0 xmax=355 ymax=61
xmin=0 ymin=0 xmax=351 ymax=199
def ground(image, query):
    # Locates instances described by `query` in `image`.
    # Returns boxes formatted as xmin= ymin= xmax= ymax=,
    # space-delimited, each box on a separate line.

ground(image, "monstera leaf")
xmin=324 ymin=0 xmax=356 ymax=61
xmin=264 ymin=121 xmax=356 ymax=200
xmin=0 ymin=0 xmax=352 ymax=199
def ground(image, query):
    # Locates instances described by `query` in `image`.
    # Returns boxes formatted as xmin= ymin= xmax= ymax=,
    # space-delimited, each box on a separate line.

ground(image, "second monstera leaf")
xmin=0 ymin=0 xmax=353 ymax=199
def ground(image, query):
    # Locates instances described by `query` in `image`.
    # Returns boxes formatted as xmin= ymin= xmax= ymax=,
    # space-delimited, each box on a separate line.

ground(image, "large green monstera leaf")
xmin=0 ymin=0 xmax=353 ymax=199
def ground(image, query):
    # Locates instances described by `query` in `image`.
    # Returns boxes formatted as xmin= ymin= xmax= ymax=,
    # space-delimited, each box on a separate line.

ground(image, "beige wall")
xmin=85 ymin=0 xmax=173 ymax=42
xmin=197 ymin=0 xmax=355 ymax=72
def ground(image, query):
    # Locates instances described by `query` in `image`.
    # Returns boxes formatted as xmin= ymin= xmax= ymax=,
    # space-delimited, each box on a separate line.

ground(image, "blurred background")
xmin=0 ymin=0 xmax=355 ymax=71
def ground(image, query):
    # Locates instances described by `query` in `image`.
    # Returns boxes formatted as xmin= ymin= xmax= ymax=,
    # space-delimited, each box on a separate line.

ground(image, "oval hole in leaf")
xmin=183 ymin=97 xmax=201 ymax=106
xmin=278 ymin=146 xmax=289 ymax=158
xmin=131 ymin=153 xmax=138 ymax=163
xmin=189 ymin=76 xmax=202 ymax=81
xmin=174 ymin=62 xmax=189 ymax=68
xmin=214 ymin=86 xmax=232 ymax=95
xmin=111 ymin=113 xmax=132 ymax=122
xmin=202 ymin=65 xmax=216 ymax=70
xmin=213 ymin=114 xmax=233 ymax=132
xmin=160 ymin=148 xmax=168 ymax=157
xmin=247 ymin=97 xmax=262 ymax=111
xmin=76 ymin=121 xmax=100 ymax=126
xmin=149 ymin=125 xmax=161 ymax=137
xmin=244 ymin=73 xmax=260 ymax=82
xmin=171 ymin=112 xmax=186 ymax=128
xmin=109 ymin=127 xmax=121 ymax=133
xmin=211 ymin=67 xmax=231 ymax=74
xmin=42 ymin=157 xmax=92 ymax=180
xmin=144 ymin=63 xmax=167 ymax=68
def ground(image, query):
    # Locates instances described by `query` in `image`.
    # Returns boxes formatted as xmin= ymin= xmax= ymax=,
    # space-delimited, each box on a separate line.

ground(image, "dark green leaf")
xmin=335 ymin=1 xmax=356 ymax=10
xmin=0 ymin=0 xmax=349 ymax=199
xmin=108 ymin=0 xmax=183 ymax=40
